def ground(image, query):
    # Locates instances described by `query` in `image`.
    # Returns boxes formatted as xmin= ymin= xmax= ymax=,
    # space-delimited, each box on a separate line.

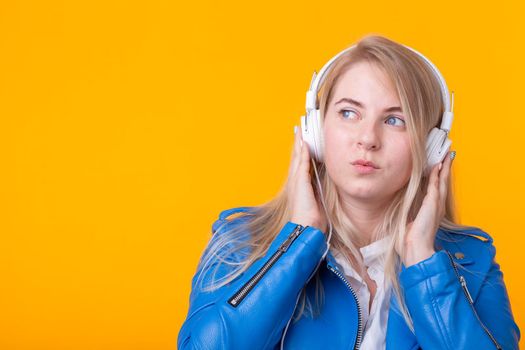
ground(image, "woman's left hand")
xmin=397 ymin=150 xmax=456 ymax=267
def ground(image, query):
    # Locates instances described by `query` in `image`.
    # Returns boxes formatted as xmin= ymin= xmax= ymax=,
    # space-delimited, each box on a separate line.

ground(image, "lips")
xmin=351 ymin=159 xmax=380 ymax=169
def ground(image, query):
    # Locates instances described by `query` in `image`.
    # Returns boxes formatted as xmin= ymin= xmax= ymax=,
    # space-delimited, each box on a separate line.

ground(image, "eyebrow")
xmin=334 ymin=97 xmax=403 ymax=113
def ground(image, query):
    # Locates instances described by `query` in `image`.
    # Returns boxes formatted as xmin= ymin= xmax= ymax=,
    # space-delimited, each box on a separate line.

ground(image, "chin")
xmin=340 ymin=184 xmax=379 ymax=200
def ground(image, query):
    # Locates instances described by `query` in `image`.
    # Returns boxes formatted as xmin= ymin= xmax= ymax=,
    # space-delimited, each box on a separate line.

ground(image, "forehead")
xmin=331 ymin=61 xmax=399 ymax=103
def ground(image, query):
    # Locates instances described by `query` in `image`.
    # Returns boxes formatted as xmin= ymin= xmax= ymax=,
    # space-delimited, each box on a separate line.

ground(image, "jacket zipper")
xmin=445 ymin=251 xmax=503 ymax=349
xmin=327 ymin=264 xmax=363 ymax=350
xmin=227 ymin=224 xmax=307 ymax=307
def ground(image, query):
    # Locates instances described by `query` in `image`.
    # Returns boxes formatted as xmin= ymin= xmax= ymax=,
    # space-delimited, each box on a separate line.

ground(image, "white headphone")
xmin=300 ymin=43 xmax=454 ymax=175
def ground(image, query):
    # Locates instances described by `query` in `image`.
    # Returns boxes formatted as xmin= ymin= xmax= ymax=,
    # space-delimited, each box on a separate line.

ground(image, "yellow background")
xmin=1 ymin=0 xmax=523 ymax=348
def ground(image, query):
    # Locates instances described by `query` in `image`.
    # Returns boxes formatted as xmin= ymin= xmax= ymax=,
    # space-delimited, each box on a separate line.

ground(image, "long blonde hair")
xmin=194 ymin=34 xmax=478 ymax=332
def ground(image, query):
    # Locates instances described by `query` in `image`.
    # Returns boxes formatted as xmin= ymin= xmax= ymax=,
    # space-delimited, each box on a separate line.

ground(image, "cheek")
xmin=323 ymin=126 xmax=347 ymax=167
xmin=388 ymin=141 xmax=413 ymax=179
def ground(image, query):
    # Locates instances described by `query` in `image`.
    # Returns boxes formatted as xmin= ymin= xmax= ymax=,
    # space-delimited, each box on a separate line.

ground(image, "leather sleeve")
xmin=177 ymin=220 xmax=327 ymax=350
xmin=399 ymin=246 xmax=520 ymax=350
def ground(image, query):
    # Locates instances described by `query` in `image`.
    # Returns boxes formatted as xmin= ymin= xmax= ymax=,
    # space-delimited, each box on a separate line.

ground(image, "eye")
xmin=385 ymin=115 xmax=406 ymax=127
xmin=338 ymin=109 xmax=358 ymax=119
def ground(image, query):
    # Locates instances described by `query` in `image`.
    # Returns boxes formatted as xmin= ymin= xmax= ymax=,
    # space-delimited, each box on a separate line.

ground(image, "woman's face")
xmin=323 ymin=60 xmax=412 ymax=204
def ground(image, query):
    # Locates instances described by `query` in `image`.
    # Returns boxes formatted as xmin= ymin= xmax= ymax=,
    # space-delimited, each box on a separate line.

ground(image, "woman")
xmin=178 ymin=35 xmax=520 ymax=349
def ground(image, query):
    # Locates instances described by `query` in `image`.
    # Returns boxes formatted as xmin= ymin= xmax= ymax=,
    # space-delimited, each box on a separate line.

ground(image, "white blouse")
xmin=332 ymin=236 xmax=392 ymax=350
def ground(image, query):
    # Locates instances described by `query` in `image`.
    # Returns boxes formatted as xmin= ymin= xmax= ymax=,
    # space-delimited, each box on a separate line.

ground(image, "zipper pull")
xmin=279 ymin=224 xmax=306 ymax=252
xmin=459 ymin=275 xmax=474 ymax=304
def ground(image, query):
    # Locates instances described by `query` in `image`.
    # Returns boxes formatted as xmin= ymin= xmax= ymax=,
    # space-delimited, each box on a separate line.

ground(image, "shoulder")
xmin=435 ymin=225 xmax=496 ymax=265
xmin=440 ymin=226 xmax=493 ymax=243
xmin=211 ymin=206 xmax=258 ymax=235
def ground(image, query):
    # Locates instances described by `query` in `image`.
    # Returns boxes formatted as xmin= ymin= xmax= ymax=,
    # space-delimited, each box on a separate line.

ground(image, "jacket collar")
xmin=324 ymin=228 xmax=486 ymax=299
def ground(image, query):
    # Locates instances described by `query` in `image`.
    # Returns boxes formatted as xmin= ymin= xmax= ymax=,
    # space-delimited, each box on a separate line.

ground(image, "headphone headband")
xmin=305 ymin=43 xmax=454 ymax=132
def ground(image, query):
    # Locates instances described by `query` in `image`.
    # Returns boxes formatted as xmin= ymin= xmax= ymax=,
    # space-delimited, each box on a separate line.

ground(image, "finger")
xmin=438 ymin=150 xmax=454 ymax=203
xmin=427 ymin=162 xmax=441 ymax=199
xmin=289 ymin=131 xmax=306 ymax=195
xmin=288 ymin=126 xmax=302 ymax=180
xmin=292 ymin=128 xmax=305 ymax=179
xmin=299 ymin=136 xmax=311 ymax=178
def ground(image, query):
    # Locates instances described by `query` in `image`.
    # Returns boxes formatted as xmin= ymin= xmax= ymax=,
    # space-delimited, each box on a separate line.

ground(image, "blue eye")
xmin=386 ymin=115 xmax=406 ymax=127
xmin=339 ymin=109 xmax=358 ymax=119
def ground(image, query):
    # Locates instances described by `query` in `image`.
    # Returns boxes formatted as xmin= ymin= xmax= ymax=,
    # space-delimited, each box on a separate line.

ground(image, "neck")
xmin=339 ymin=194 xmax=391 ymax=247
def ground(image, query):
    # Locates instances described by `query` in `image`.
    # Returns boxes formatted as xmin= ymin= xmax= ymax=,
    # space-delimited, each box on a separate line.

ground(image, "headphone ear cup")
xmin=312 ymin=109 xmax=325 ymax=162
xmin=301 ymin=110 xmax=324 ymax=162
xmin=425 ymin=127 xmax=452 ymax=175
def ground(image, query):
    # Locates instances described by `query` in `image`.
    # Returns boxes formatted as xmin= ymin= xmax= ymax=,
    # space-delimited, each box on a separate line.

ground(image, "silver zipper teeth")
xmin=227 ymin=224 xmax=306 ymax=307
xmin=328 ymin=265 xmax=363 ymax=350
xmin=445 ymin=251 xmax=503 ymax=349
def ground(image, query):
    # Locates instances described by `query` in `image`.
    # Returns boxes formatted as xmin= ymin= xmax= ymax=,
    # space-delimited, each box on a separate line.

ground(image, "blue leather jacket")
xmin=178 ymin=207 xmax=521 ymax=349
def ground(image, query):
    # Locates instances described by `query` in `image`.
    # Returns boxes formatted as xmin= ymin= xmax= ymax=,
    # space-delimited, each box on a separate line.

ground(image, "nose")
xmin=356 ymin=121 xmax=381 ymax=150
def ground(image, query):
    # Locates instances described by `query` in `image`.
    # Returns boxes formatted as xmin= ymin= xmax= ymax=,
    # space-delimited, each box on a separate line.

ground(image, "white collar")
xmin=360 ymin=235 xmax=391 ymax=267
xmin=332 ymin=235 xmax=391 ymax=271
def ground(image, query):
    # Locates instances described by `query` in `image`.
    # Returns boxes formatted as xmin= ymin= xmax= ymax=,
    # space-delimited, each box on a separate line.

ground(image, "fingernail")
xmin=294 ymin=125 xmax=298 ymax=135
xmin=450 ymin=150 xmax=456 ymax=160
xmin=439 ymin=163 xmax=442 ymax=170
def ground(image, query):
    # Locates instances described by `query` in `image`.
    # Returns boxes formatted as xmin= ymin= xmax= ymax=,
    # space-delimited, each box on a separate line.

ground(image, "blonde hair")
xmin=195 ymin=34 xmax=479 ymax=333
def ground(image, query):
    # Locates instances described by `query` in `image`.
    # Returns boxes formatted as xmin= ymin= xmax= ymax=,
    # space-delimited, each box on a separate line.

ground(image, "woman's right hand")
xmin=286 ymin=125 xmax=328 ymax=233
